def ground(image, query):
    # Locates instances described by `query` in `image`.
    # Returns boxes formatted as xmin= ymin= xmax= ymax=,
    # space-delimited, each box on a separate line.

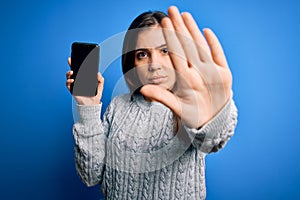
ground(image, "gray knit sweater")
xmin=73 ymin=93 xmax=238 ymax=200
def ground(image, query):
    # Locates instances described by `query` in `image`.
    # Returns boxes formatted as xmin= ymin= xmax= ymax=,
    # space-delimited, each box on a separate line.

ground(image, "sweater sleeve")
xmin=185 ymin=97 xmax=238 ymax=154
xmin=72 ymin=102 xmax=112 ymax=187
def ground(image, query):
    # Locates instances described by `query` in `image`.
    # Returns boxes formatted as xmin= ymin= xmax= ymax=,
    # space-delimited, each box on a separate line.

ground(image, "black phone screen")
xmin=70 ymin=42 xmax=99 ymax=96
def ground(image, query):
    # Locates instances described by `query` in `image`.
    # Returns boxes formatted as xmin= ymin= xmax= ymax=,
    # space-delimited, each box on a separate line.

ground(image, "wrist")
xmin=75 ymin=96 xmax=101 ymax=106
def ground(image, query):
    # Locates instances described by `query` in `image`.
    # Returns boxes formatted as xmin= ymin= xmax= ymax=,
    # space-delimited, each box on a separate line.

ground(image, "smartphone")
xmin=70 ymin=42 xmax=99 ymax=96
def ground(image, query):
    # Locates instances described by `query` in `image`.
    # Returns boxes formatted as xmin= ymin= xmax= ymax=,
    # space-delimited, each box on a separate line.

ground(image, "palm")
xmin=173 ymin=61 xmax=232 ymax=128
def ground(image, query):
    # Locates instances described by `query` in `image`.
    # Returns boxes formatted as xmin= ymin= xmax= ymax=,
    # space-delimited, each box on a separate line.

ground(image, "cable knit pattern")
xmin=73 ymin=93 xmax=238 ymax=199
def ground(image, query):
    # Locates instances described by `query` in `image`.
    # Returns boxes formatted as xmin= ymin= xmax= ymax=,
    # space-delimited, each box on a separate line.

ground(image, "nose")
xmin=148 ymin=51 xmax=162 ymax=71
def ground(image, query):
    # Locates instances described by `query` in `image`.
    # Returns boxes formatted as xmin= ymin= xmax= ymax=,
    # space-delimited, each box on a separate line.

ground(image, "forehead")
xmin=136 ymin=26 xmax=166 ymax=49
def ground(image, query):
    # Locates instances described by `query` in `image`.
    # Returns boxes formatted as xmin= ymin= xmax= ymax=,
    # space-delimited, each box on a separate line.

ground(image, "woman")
xmin=66 ymin=6 xmax=238 ymax=200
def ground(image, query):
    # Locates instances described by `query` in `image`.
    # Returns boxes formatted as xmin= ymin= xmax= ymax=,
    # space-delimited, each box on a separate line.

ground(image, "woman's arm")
xmin=66 ymin=57 xmax=108 ymax=186
xmin=72 ymin=100 xmax=115 ymax=186
xmin=72 ymin=104 xmax=106 ymax=186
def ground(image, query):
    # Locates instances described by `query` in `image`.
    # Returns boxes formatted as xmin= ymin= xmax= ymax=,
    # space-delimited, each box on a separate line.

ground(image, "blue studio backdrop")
xmin=1 ymin=0 xmax=300 ymax=199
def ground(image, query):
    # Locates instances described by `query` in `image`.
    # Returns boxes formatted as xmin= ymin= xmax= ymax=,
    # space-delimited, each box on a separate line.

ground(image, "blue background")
xmin=1 ymin=0 xmax=300 ymax=199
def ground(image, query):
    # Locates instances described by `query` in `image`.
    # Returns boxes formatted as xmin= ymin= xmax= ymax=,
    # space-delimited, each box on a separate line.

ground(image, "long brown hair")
xmin=122 ymin=11 xmax=167 ymax=94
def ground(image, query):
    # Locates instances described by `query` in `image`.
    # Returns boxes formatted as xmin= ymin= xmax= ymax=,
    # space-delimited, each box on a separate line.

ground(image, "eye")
xmin=161 ymin=47 xmax=168 ymax=55
xmin=136 ymin=51 xmax=148 ymax=60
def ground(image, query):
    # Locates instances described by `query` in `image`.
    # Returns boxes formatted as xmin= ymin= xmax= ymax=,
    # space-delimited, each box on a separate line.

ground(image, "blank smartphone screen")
xmin=70 ymin=42 xmax=99 ymax=96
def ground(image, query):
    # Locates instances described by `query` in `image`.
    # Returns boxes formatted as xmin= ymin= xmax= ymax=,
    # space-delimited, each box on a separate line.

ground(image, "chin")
xmin=158 ymin=83 xmax=174 ymax=91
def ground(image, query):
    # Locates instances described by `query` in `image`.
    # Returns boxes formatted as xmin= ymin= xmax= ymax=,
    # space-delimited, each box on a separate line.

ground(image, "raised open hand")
xmin=140 ymin=6 xmax=232 ymax=128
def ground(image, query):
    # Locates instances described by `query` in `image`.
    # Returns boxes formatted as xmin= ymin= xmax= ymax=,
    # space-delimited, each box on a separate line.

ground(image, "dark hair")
xmin=122 ymin=11 xmax=168 ymax=94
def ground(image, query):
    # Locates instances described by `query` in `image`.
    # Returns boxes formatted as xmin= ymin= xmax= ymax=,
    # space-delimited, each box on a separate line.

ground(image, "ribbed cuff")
xmin=77 ymin=103 xmax=102 ymax=125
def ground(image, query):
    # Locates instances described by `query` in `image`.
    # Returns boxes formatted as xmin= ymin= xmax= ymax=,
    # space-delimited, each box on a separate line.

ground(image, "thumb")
xmin=140 ymin=85 xmax=182 ymax=116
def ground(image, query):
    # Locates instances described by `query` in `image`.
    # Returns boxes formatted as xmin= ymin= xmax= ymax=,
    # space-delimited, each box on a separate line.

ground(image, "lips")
xmin=149 ymin=75 xmax=167 ymax=84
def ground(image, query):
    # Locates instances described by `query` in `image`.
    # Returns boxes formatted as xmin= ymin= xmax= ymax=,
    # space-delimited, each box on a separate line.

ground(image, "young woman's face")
xmin=134 ymin=26 xmax=176 ymax=90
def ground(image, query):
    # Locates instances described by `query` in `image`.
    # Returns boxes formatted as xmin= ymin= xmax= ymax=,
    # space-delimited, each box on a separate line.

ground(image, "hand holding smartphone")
xmin=70 ymin=42 xmax=100 ymax=96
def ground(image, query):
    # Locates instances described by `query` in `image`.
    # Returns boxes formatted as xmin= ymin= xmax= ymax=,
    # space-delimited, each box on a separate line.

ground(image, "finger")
xmin=66 ymin=79 xmax=74 ymax=91
xmin=168 ymin=6 xmax=190 ymax=37
xmin=140 ymin=85 xmax=182 ymax=117
xmin=66 ymin=70 xmax=73 ymax=79
xmin=68 ymin=57 xmax=71 ymax=67
xmin=161 ymin=17 xmax=188 ymax=74
xmin=203 ymin=28 xmax=228 ymax=68
xmin=167 ymin=6 xmax=201 ymax=67
xmin=181 ymin=12 xmax=212 ymax=61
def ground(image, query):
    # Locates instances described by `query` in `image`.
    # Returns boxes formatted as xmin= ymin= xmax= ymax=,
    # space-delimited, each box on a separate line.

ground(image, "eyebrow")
xmin=135 ymin=44 xmax=167 ymax=52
